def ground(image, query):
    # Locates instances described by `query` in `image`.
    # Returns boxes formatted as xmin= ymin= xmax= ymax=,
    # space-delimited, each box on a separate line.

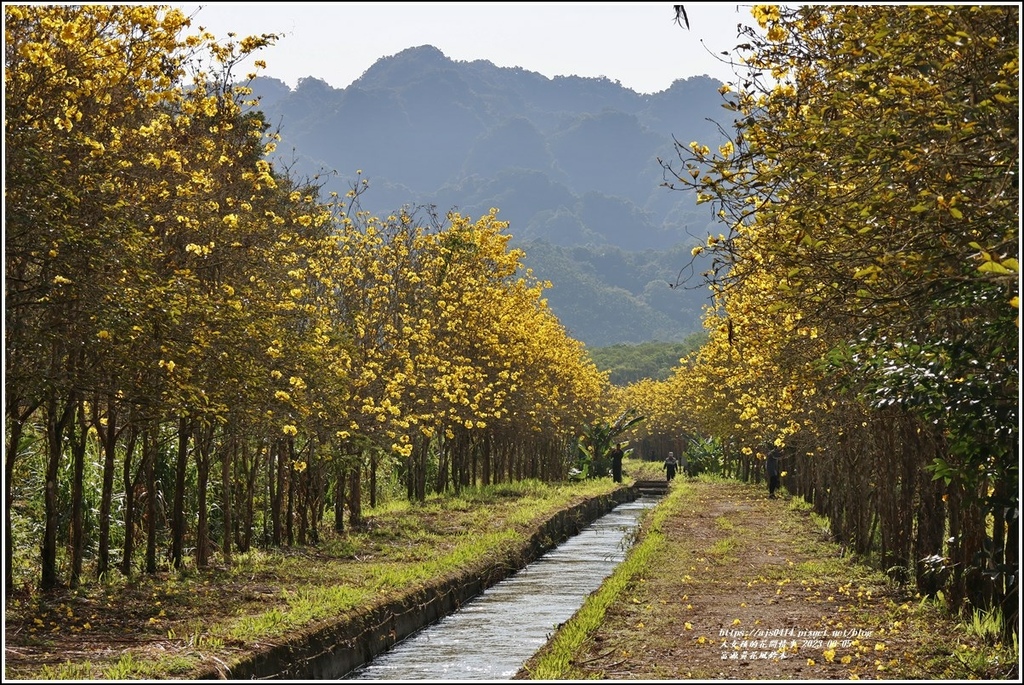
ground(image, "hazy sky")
xmin=176 ymin=2 xmax=760 ymax=94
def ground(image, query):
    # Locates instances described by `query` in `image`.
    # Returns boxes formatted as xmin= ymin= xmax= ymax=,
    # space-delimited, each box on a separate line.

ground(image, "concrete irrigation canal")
xmin=342 ymin=491 xmax=662 ymax=680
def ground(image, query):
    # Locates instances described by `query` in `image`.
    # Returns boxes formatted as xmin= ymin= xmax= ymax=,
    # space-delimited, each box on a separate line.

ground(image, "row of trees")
xmin=614 ymin=5 xmax=1018 ymax=633
xmin=4 ymin=5 xmax=610 ymax=593
xmin=5 ymin=8 xmax=1017 ymax=647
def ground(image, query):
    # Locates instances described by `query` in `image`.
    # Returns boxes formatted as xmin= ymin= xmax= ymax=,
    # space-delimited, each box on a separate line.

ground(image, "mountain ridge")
xmin=248 ymin=44 xmax=731 ymax=346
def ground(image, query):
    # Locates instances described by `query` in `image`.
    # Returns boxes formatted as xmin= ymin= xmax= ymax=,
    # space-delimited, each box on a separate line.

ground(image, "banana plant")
xmin=684 ymin=434 xmax=723 ymax=476
xmin=576 ymin=408 xmax=647 ymax=479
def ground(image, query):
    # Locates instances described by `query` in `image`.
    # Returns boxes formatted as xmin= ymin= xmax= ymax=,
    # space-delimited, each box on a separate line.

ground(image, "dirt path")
xmin=4 ymin=471 xmax=1011 ymax=681
xmin=519 ymin=476 xmax=1000 ymax=680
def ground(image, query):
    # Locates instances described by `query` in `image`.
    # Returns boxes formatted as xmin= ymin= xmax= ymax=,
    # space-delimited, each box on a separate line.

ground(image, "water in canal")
xmin=344 ymin=494 xmax=659 ymax=680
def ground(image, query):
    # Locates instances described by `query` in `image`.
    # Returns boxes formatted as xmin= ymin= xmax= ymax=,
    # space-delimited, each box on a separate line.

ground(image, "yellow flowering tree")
xmin=4 ymin=4 xmax=360 ymax=585
xmin=659 ymin=4 xmax=1017 ymax=624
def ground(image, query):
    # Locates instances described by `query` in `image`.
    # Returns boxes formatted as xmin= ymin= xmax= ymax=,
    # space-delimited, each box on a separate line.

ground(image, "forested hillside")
xmin=587 ymin=336 xmax=707 ymax=386
xmin=245 ymin=47 xmax=730 ymax=344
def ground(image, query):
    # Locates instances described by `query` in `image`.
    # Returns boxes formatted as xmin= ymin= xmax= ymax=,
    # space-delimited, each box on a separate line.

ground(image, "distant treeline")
xmin=587 ymin=335 xmax=707 ymax=386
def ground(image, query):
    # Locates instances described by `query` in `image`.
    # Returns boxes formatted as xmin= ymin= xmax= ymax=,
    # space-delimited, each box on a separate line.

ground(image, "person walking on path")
xmin=609 ymin=443 xmax=625 ymax=483
xmin=766 ymin=446 xmax=781 ymax=498
xmin=663 ymin=452 xmax=679 ymax=482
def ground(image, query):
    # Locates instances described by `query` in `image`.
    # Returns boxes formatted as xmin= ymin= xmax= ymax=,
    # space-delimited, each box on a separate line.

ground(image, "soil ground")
xmin=3 ymin=463 xmax=1017 ymax=681
xmin=517 ymin=467 xmax=1018 ymax=681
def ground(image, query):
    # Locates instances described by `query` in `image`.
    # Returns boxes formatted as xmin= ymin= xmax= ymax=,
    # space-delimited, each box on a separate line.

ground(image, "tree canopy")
xmin=616 ymin=3 xmax=1018 ymax=630
xmin=4 ymin=4 xmax=609 ymax=591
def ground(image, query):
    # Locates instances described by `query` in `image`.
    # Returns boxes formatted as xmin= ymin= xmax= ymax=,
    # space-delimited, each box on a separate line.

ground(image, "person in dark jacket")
xmin=766 ymin=446 xmax=781 ymax=498
xmin=663 ymin=452 xmax=678 ymax=482
xmin=609 ymin=442 xmax=625 ymax=483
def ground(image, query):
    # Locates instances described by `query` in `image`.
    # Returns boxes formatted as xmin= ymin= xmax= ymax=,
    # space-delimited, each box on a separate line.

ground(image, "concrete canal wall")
xmin=192 ymin=485 xmax=640 ymax=680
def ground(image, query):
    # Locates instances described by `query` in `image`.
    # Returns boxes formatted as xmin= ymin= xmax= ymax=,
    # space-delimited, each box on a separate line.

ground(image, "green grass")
xmin=963 ymin=605 xmax=1011 ymax=645
xmin=6 ymin=476 xmax=625 ymax=681
xmin=708 ymin=536 xmax=738 ymax=558
xmin=37 ymin=662 xmax=95 ymax=680
xmin=519 ymin=478 xmax=1018 ymax=681
xmin=521 ymin=481 xmax=682 ymax=679
xmin=211 ymin=483 xmax=608 ymax=650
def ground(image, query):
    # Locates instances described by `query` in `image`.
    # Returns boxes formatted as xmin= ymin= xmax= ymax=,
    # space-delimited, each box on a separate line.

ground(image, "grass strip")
xmin=11 ymin=477 xmax=622 ymax=680
xmin=521 ymin=479 xmax=690 ymax=679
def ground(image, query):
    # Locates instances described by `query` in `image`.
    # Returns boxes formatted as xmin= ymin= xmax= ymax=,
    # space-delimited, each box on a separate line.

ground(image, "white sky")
xmin=175 ymin=2 xmax=760 ymax=94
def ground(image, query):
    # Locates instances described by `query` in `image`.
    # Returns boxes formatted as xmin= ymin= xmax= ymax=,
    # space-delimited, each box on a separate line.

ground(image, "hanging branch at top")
xmin=673 ymin=5 xmax=689 ymax=30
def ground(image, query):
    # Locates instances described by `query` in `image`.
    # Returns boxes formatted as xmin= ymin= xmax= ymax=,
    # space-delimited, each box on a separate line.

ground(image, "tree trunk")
xmin=171 ymin=417 xmax=191 ymax=569
xmin=914 ymin=473 xmax=946 ymax=596
xmin=435 ymin=434 xmax=449 ymax=494
xmin=334 ymin=460 xmax=346 ymax=534
xmin=414 ymin=437 xmax=428 ymax=501
xmin=6 ymin=398 xmax=40 ymax=594
xmin=221 ymin=434 xmax=233 ymax=566
xmin=120 ymin=424 xmax=140 ymax=577
xmin=1001 ymin=487 xmax=1019 ymax=640
xmin=296 ymin=466 xmax=307 ymax=546
xmin=405 ymin=452 xmax=414 ymax=500
xmin=69 ymin=396 xmax=87 ymax=588
xmin=42 ymin=395 xmax=74 ymax=590
xmin=369 ymin=452 xmax=378 ymax=508
xmin=348 ymin=460 xmax=362 ymax=528
xmin=306 ymin=459 xmax=324 ymax=545
xmin=471 ymin=437 xmax=478 ymax=487
xmin=450 ymin=429 xmax=465 ymax=494
xmin=196 ymin=426 xmax=212 ymax=567
xmin=285 ymin=440 xmax=295 ymax=547
xmin=481 ymin=434 xmax=491 ymax=487
xmin=271 ymin=438 xmax=284 ymax=547
xmin=145 ymin=425 xmax=158 ymax=575
xmin=94 ymin=397 xmax=117 ymax=578
xmin=239 ymin=440 xmax=258 ymax=552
